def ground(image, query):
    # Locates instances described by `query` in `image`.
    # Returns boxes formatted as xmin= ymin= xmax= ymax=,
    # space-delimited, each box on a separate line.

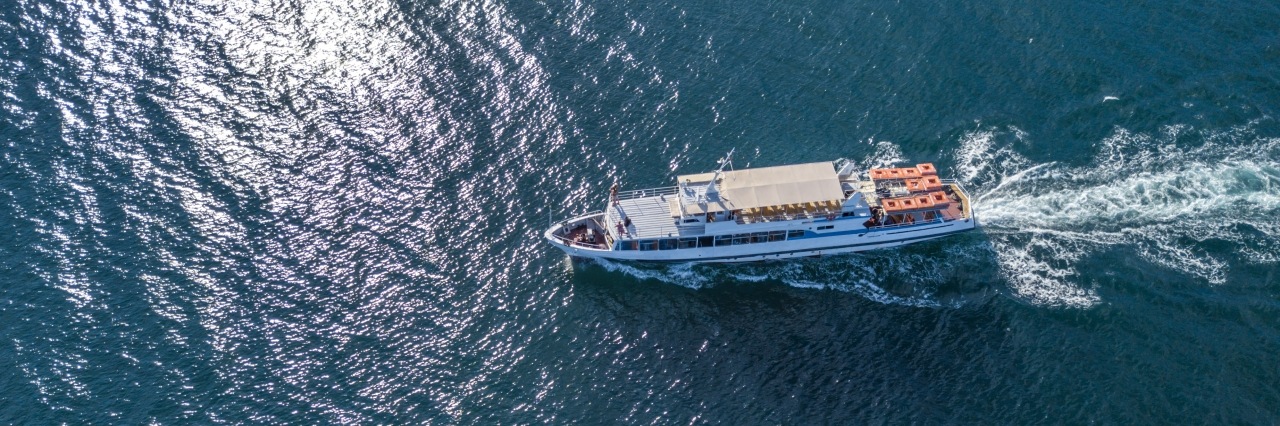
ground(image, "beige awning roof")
xmin=671 ymin=162 xmax=844 ymax=215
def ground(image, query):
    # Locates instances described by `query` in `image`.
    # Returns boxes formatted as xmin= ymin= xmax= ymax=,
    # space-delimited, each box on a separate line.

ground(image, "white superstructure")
xmin=546 ymin=152 xmax=976 ymax=263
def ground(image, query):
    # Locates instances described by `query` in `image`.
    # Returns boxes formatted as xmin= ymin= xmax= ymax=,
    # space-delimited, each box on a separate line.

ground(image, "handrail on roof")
xmin=870 ymin=215 xmax=947 ymax=229
xmin=614 ymin=186 xmax=678 ymax=201
xmin=735 ymin=208 xmax=847 ymax=224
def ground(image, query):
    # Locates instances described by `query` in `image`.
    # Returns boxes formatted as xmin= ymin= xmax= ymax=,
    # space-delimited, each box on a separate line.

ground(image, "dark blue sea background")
xmin=3 ymin=0 xmax=1279 ymax=423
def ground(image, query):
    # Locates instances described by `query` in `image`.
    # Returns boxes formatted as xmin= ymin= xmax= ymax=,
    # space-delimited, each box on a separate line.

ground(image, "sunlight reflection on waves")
xmin=4 ymin=0 xmax=215 ymax=413
xmin=153 ymin=0 xmax=575 ymax=422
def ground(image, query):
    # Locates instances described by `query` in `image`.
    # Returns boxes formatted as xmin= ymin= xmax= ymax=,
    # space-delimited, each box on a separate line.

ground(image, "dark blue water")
xmin=3 ymin=0 xmax=1279 ymax=423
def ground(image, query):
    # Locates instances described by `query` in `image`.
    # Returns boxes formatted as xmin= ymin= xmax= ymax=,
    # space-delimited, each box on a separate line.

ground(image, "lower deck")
xmin=548 ymin=213 xmax=978 ymax=263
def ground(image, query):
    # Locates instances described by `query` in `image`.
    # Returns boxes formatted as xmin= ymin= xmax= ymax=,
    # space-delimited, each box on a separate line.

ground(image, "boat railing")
xmin=615 ymin=186 xmax=679 ymax=201
xmin=735 ymin=210 xmax=843 ymax=225
xmin=734 ymin=211 xmax=950 ymax=228
xmin=870 ymin=215 xmax=947 ymax=230
xmin=939 ymin=179 xmax=966 ymax=191
xmin=550 ymin=231 xmax=609 ymax=250
xmin=553 ymin=209 xmax=604 ymax=224
xmin=939 ymin=179 xmax=972 ymax=218
xmin=555 ymin=239 xmax=609 ymax=249
xmin=549 ymin=233 xmax=576 ymax=245
xmin=550 ymin=211 xmax=611 ymax=250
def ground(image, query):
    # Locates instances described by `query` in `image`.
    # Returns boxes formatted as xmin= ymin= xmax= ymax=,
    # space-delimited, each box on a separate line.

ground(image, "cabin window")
xmin=678 ymin=238 xmax=698 ymax=249
xmin=639 ymin=240 xmax=657 ymax=251
xmin=817 ymin=225 xmax=834 ymax=231
xmin=923 ymin=211 xmax=937 ymax=221
xmin=659 ymin=239 xmax=677 ymax=250
xmin=698 ymin=236 xmax=714 ymax=248
xmin=751 ymin=232 xmax=769 ymax=243
xmin=768 ymin=231 xmax=786 ymax=242
xmin=715 ymin=235 xmax=733 ymax=247
xmin=787 ymin=230 xmax=805 ymax=239
xmin=682 ymin=218 xmax=700 ymax=224
xmin=732 ymin=235 xmax=750 ymax=245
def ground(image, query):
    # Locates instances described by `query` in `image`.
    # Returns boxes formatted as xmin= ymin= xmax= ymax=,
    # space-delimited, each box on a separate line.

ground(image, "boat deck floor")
xmin=608 ymin=195 xmax=681 ymax=239
xmin=563 ymin=222 xmax=609 ymax=249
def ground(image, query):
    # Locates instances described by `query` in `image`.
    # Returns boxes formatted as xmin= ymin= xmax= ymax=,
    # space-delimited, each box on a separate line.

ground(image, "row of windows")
xmin=617 ymin=230 xmax=808 ymax=251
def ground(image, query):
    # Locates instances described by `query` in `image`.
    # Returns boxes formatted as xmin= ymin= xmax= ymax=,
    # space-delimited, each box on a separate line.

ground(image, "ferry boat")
xmin=545 ymin=151 xmax=976 ymax=263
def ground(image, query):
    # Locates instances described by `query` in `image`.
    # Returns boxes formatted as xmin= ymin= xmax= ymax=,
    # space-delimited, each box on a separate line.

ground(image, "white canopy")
xmin=671 ymin=162 xmax=844 ymax=215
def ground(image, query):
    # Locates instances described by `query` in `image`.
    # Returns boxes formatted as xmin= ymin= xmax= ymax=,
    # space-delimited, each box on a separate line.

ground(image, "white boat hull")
xmin=546 ymin=213 xmax=977 ymax=264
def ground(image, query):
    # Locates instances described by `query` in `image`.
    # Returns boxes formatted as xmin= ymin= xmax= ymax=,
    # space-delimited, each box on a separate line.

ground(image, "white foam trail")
xmin=588 ymin=254 xmax=952 ymax=307
xmin=756 ymin=260 xmax=948 ymax=307
xmin=953 ymin=125 xmax=1031 ymax=186
xmin=969 ymin=122 xmax=1280 ymax=305
xmin=973 ymin=162 xmax=1055 ymax=205
xmin=589 ymin=258 xmax=712 ymax=289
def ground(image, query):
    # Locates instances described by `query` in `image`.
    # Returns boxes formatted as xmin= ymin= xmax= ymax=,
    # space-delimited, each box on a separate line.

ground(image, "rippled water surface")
xmin=3 ymin=0 xmax=1279 ymax=423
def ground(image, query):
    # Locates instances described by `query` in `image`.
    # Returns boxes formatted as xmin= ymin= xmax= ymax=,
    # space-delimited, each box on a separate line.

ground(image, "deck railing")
xmin=614 ymin=186 xmax=679 ymax=201
xmin=939 ymin=179 xmax=972 ymax=218
xmin=735 ymin=210 xmax=843 ymax=224
xmin=550 ymin=211 xmax=611 ymax=250
xmin=550 ymin=230 xmax=610 ymax=250
xmin=868 ymin=215 xmax=947 ymax=230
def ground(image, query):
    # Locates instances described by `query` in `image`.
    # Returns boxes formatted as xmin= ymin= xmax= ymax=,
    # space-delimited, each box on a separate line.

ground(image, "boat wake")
xmin=583 ymin=119 xmax=1280 ymax=308
xmin=590 ymin=254 xmax=971 ymax=308
xmin=967 ymin=121 xmax=1280 ymax=307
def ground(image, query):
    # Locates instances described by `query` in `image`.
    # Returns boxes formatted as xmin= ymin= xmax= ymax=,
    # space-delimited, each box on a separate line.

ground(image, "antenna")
xmin=719 ymin=148 xmax=736 ymax=171
xmin=705 ymin=148 xmax=735 ymax=200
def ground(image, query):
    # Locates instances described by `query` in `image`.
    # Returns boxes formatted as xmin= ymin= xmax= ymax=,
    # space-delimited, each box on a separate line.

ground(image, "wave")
xmin=588 ymin=256 xmax=956 ymax=308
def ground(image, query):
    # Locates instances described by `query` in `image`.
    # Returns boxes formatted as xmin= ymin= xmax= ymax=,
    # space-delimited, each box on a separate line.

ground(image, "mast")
xmin=704 ymin=148 xmax=734 ymax=202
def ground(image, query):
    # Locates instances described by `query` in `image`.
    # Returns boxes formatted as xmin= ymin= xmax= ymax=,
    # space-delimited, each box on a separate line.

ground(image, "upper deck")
xmin=673 ymin=162 xmax=846 ymax=215
xmin=609 ymin=189 xmax=683 ymax=239
xmin=592 ymin=160 xmax=972 ymax=243
xmin=547 ymin=156 xmax=976 ymax=260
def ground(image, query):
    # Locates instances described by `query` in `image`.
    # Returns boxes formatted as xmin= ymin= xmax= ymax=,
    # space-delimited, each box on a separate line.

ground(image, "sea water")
xmin=2 ymin=0 xmax=1278 ymax=423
